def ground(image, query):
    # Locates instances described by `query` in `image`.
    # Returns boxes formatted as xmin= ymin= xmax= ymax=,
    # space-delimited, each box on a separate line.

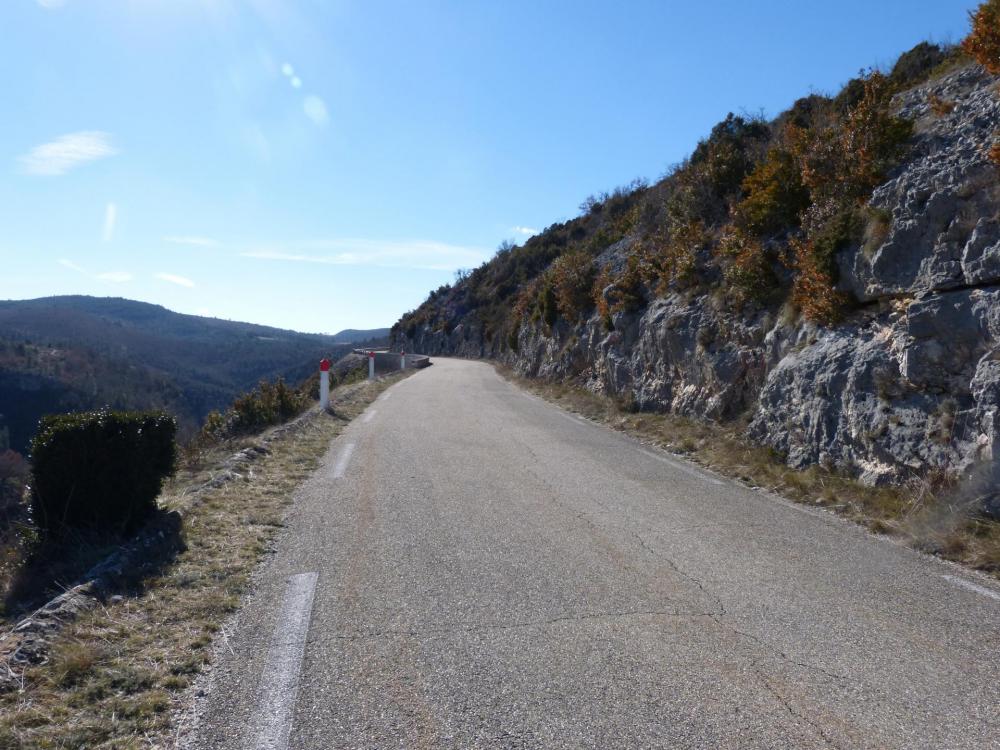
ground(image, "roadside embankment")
xmin=0 ymin=372 xmax=409 ymax=749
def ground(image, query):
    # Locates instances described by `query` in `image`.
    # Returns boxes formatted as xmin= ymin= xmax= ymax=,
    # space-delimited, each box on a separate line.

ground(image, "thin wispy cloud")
xmin=102 ymin=202 xmax=117 ymax=242
xmin=18 ymin=131 xmax=118 ymax=176
xmin=163 ymin=236 xmax=220 ymax=248
xmin=97 ymin=271 xmax=133 ymax=283
xmin=156 ymin=273 xmax=196 ymax=288
xmin=512 ymin=226 xmax=538 ymax=236
xmin=58 ymin=258 xmax=132 ymax=283
xmin=36 ymin=0 xmax=66 ymax=8
xmin=242 ymin=238 xmax=490 ymax=272
xmin=58 ymin=258 xmax=86 ymax=274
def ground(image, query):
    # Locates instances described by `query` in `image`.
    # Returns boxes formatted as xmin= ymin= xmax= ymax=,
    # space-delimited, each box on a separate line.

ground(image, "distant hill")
xmin=330 ymin=328 xmax=391 ymax=344
xmin=0 ymin=296 xmax=388 ymax=452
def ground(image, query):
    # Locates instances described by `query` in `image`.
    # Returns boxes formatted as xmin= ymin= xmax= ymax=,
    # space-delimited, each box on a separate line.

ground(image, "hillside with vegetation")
xmin=0 ymin=296 xmax=387 ymax=452
xmin=394 ymin=7 xmax=1000 ymax=504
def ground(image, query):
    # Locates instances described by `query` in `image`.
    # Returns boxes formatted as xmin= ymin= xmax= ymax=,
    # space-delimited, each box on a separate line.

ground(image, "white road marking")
xmin=554 ymin=410 xmax=587 ymax=427
xmin=943 ymin=575 xmax=1000 ymax=602
xmin=362 ymin=409 xmax=377 ymax=423
xmin=252 ymin=572 xmax=319 ymax=750
xmin=640 ymin=448 xmax=725 ymax=486
xmin=333 ymin=442 xmax=355 ymax=478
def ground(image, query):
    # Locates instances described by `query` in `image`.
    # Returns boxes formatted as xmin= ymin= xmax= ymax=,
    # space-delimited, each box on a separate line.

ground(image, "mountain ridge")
xmin=0 ymin=296 xmax=389 ymax=452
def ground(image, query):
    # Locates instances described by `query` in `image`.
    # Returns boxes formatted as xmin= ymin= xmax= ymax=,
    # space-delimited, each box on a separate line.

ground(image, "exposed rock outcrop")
xmin=397 ymin=65 xmax=1000 ymax=492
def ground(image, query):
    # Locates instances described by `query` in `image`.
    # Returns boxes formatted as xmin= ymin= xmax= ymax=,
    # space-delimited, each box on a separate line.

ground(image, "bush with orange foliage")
xmin=789 ymin=71 xmax=911 ymax=206
xmin=963 ymin=0 xmax=1000 ymax=74
xmin=734 ymin=145 xmax=811 ymax=236
xmin=642 ymin=221 xmax=705 ymax=294
xmin=594 ymin=256 xmax=646 ymax=321
xmin=790 ymin=236 xmax=851 ymax=325
xmin=550 ymin=249 xmax=596 ymax=321
xmin=718 ymin=227 xmax=782 ymax=304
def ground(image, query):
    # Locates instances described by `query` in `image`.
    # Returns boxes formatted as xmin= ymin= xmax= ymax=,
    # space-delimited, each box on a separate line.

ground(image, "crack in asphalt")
xmin=753 ymin=665 xmax=845 ymax=750
xmin=630 ymin=529 xmax=852 ymax=686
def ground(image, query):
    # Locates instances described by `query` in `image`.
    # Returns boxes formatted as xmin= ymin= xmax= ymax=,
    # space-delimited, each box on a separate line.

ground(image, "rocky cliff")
xmin=395 ymin=60 xmax=1000 ymax=493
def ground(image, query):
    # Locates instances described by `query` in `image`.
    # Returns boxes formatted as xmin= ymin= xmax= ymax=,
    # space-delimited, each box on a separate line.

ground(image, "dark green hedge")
xmin=30 ymin=409 xmax=176 ymax=537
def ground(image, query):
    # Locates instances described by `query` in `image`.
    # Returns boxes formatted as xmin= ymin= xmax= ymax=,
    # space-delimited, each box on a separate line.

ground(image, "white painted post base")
xmin=319 ymin=370 xmax=330 ymax=410
xmin=400 ymin=351 xmax=406 ymax=371
xmin=368 ymin=352 xmax=375 ymax=380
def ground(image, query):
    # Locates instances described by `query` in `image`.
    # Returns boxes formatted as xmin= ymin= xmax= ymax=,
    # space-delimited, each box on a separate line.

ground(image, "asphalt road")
xmin=193 ymin=358 xmax=1000 ymax=750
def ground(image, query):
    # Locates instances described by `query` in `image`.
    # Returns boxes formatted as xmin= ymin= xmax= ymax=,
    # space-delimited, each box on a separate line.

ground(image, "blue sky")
xmin=1 ymin=0 xmax=975 ymax=333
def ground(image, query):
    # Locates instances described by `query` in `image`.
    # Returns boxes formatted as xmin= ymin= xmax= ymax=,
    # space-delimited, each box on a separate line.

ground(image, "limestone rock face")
xmin=398 ymin=65 xmax=1000 ymax=490
xmin=840 ymin=66 xmax=1000 ymax=300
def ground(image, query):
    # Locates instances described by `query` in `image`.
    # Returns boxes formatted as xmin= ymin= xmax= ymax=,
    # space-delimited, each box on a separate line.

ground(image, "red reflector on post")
xmin=319 ymin=359 xmax=331 ymax=372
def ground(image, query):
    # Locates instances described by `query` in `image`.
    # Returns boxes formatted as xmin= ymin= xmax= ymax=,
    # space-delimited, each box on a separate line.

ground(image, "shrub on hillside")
xmin=29 ymin=410 xmax=176 ymax=537
xmin=790 ymin=236 xmax=851 ymax=325
xmin=200 ymin=377 xmax=309 ymax=443
xmin=690 ymin=113 xmax=771 ymax=199
xmin=733 ymin=146 xmax=811 ymax=236
xmin=990 ymin=138 xmax=1000 ymax=168
xmin=963 ymin=0 xmax=1000 ymax=74
xmin=790 ymin=71 xmax=912 ymax=206
xmin=888 ymin=42 xmax=949 ymax=90
xmin=718 ymin=227 xmax=782 ymax=304
xmin=841 ymin=72 xmax=913 ymax=193
xmin=664 ymin=166 xmax=724 ymax=230
xmin=594 ymin=256 xmax=646 ymax=319
xmin=550 ymin=250 xmax=597 ymax=320
xmin=777 ymin=94 xmax=832 ymax=131
xmin=644 ymin=220 xmax=704 ymax=293
xmin=788 ymin=202 xmax=863 ymax=324
xmin=665 ymin=114 xmax=771 ymax=233
xmin=539 ymin=278 xmax=558 ymax=328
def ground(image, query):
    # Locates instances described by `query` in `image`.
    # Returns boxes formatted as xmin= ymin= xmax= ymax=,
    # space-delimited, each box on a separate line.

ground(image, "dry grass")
xmin=0 ymin=374 xmax=406 ymax=749
xmin=498 ymin=367 xmax=1000 ymax=579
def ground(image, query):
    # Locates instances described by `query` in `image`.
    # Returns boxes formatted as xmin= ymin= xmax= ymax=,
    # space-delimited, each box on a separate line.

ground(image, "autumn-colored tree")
xmin=963 ymin=0 xmax=1000 ymax=74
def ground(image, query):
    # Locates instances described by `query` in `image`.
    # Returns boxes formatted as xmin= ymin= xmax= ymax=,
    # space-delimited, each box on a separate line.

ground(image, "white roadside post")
xmin=400 ymin=350 xmax=406 ymax=371
xmin=319 ymin=358 xmax=331 ymax=410
xmin=368 ymin=350 xmax=375 ymax=381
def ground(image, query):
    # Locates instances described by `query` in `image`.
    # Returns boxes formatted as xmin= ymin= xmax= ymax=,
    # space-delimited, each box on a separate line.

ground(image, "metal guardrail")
xmin=352 ymin=349 xmax=431 ymax=372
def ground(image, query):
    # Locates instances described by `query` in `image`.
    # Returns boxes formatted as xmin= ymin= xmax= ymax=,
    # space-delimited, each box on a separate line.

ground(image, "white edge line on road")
xmin=640 ymin=448 xmax=725 ymax=486
xmin=252 ymin=572 xmax=319 ymax=750
xmin=942 ymin=574 xmax=1000 ymax=602
xmin=362 ymin=409 xmax=377 ymax=423
xmin=333 ymin=442 xmax=355 ymax=478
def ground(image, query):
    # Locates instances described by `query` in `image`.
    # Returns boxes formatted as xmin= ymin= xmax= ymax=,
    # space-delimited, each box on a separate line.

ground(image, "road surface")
xmin=193 ymin=358 xmax=1000 ymax=749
